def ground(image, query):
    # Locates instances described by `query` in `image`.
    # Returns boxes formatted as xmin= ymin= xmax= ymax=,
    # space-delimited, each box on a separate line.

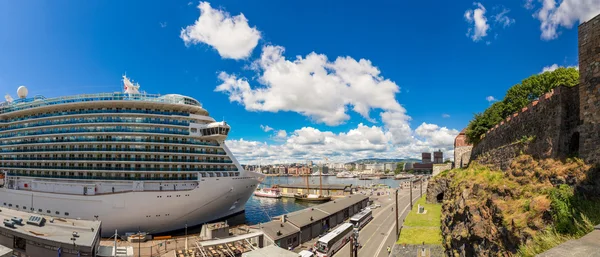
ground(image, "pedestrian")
xmin=387 ymin=245 xmax=391 ymax=254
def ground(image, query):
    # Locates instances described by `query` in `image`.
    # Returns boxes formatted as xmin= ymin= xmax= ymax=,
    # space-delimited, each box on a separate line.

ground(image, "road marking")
xmin=373 ymin=190 xmax=421 ymax=257
xmin=358 ymin=193 xmax=410 ymax=254
xmin=333 ymin=192 xmax=409 ymax=257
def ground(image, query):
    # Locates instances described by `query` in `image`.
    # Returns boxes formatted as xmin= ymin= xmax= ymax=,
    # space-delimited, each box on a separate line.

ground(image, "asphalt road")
xmin=333 ymin=186 xmax=423 ymax=257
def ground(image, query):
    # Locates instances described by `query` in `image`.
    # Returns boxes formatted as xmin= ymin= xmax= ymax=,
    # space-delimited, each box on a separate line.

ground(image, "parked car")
xmin=299 ymin=250 xmax=314 ymax=257
xmin=370 ymin=203 xmax=381 ymax=209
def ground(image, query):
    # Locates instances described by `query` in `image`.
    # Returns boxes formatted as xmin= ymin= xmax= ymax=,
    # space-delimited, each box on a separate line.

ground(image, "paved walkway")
xmin=537 ymin=224 xmax=600 ymax=257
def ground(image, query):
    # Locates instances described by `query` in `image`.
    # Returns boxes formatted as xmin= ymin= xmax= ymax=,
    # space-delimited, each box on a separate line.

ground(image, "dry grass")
xmin=444 ymin=155 xmax=598 ymax=256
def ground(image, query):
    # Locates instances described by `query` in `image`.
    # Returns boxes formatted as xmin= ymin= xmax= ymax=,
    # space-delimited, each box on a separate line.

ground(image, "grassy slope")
xmin=396 ymin=195 xmax=442 ymax=245
xmin=438 ymin=156 xmax=600 ymax=256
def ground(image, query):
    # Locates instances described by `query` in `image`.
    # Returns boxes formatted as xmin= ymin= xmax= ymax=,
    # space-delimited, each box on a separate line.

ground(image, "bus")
xmin=349 ymin=208 xmax=373 ymax=230
xmin=315 ymin=223 xmax=354 ymax=257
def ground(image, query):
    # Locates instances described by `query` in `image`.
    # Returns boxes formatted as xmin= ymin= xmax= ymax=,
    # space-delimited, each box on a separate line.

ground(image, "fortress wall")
xmin=579 ymin=14 xmax=600 ymax=165
xmin=470 ymin=85 xmax=580 ymax=170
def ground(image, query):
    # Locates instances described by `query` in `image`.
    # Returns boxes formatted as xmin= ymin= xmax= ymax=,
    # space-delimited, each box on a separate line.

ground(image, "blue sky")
xmin=0 ymin=0 xmax=594 ymax=164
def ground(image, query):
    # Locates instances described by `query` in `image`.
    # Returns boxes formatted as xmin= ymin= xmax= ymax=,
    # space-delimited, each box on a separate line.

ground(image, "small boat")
xmin=295 ymin=165 xmax=331 ymax=203
xmin=294 ymin=193 xmax=331 ymax=202
xmin=336 ymin=171 xmax=356 ymax=178
xmin=254 ymin=187 xmax=282 ymax=198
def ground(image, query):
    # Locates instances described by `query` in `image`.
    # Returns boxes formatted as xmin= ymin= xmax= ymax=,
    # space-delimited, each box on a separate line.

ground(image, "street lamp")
xmin=185 ymin=223 xmax=188 ymax=251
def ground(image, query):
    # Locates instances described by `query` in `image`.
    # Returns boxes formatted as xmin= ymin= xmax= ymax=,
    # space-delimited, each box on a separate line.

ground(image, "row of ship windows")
xmin=156 ymin=194 xmax=190 ymax=198
xmin=0 ymin=117 xmax=192 ymax=131
xmin=2 ymin=108 xmax=190 ymax=123
xmin=1 ymin=135 xmax=220 ymax=147
xmin=0 ymin=164 xmax=237 ymax=172
xmin=1 ymin=154 xmax=232 ymax=163
xmin=2 ymin=144 xmax=222 ymax=152
xmin=0 ymin=126 xmax=190 ymax=139
xmin=2 ymin=203 xmax=69 ymax=216
xmin=6 ymin=171 xmax=240 ymax=178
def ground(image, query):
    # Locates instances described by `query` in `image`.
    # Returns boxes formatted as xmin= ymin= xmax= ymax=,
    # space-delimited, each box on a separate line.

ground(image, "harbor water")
xmin=168 ymin=175 xmax=401 ymax=235
xmin=243 ymin=175 xmax=401 ymax=225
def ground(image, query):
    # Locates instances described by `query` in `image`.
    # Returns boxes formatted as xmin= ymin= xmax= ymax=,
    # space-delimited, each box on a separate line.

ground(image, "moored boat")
xmin=294 ymin=193 xmax=331 ymax=202
xmin=254 ymin=187 xmax=282 ymax=198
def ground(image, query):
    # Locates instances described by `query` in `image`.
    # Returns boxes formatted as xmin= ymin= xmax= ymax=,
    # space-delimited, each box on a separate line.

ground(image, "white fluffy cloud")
xmin=494 ymin=8 xmax=515 ymax=28
xmin=486 ymin=96 xmax=497 ymax=102
xmin=260 ymin=125 xmax=273 ymax=132
xmin=534 ymin=0 xmax=600 ymax=40
xmin=227 ymin=122 xmax=458 ymax=164
xmin=216 ymin=45 xmax=402 ymax=126
xmin=541 ymin=63 xmax=579 ymax=73
xmin=275 ymin=130 xmax=287 ymax=139
xmin=542 ymin=63 xmax=560 ymax=73
xmin=181 ymin=1 xmax=261 ymax=59
xmin=525 ymin=0 xmax=535 ymax=9
xmin=415 ymin=123 xmax=460 ymax=149
xmin=442 ymin=114 xmax=451 ymax=118
xmin=465 ymin=3 xmax=490 ymax=42
xmin=205 ymin=2 xmax=460 ymax=164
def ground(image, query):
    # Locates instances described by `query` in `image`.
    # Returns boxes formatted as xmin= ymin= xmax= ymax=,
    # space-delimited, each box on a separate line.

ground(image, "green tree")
xmin=394 ymin=162 xmax=405 ymax=175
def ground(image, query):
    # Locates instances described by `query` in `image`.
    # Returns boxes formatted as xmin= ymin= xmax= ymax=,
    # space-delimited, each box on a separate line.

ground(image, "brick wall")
xmin=579 ymin=14 xmax=600 ymax=165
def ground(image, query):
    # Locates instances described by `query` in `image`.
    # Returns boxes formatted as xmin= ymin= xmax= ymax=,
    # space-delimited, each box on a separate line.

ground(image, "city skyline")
xmin=0 ymin=0 xmax=592 ymax=164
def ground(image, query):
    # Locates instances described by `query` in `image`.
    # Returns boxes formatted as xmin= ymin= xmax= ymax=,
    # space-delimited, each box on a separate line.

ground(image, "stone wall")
xmin=432 ymin=163 xmax=452 ymax=177
xmin=454 ymin=146 xmax=472 ymax=168
xmin=470 ymin=85 xmax=580 ymax=168
xmin=579 ymin=14 xmax=600 ymax=165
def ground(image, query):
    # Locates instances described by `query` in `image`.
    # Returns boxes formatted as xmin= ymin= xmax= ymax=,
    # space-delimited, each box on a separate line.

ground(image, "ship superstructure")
xmin=0 ymin=77 xmax=264 ymax=236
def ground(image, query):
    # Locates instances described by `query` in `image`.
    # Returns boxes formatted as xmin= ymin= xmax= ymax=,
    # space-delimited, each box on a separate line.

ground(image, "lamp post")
xmin=185 ymin=223 xmax=188 ymax=251
xmin=138 ymin=227 xmax=141 ymax=257
xmin=71 ymin=237 xmax=77 ymax=256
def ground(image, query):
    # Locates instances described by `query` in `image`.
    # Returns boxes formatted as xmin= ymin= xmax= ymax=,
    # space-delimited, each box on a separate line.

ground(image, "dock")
xmin=274 ymin=184 xmax=356 ymax=198
xmin=257 ymin=194 xmax=369 ymax=249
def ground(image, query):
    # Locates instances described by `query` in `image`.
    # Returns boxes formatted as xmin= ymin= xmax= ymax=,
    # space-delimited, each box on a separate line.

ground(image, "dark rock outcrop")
xmin=426 ymin=175 xmax=451 ymax=204
xmin=431 ymin=155 xmax=596 ymax=256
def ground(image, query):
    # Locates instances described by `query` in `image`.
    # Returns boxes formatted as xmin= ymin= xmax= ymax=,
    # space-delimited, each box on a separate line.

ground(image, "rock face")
xmin=429 ymin=155 xmax=596 ymax=256
xmin=438 ymin=173 xmax=522 ymax=256
xmin=426 ymin=175 xmax=451 ymax=204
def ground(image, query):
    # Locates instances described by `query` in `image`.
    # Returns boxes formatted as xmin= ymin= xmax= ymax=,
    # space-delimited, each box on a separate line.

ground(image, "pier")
xmin=274 ymin=184 xmax=356 ymax=198
xmin=258 ymin=194 xmax=369 ymax=249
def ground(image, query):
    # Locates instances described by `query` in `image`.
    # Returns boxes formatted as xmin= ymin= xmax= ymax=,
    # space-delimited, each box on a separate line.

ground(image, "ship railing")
xmin=0 ymin=109 xmax=190 ymax=123
xmin=1 ymin=138 xmax=220 ymax=147
xmin=0 ymin=165 xmax=238 ymax=172
xmin=1 ymin=157 xmax=233 ymax=163
xmin=0 ymin=128 xmax=190 ymax=139
xmin=0 ymin=119 xmax=190 ymax=132
xmin=0 ymin=148 xmax=226 ymax=155
xmin=0 ymin=92 xmax=201 ymax=115
xmin=4 ymin=173 xmax=199 ymax=181
xmin=0 ymin=148 xmax=227 ymax=155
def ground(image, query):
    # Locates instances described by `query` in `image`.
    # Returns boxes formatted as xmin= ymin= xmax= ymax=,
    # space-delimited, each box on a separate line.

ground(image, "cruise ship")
xmin=0 ymin=76 xmax=265 ymax=236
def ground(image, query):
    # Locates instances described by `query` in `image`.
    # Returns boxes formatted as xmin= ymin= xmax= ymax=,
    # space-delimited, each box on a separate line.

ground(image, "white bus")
xmin=349 ymin=208 xmax=373 ymax=230
xmin=315 ymin=223 xmax=354 ymax=257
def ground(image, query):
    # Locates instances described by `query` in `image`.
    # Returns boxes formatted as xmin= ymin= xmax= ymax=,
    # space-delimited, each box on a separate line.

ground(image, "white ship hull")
xmin=0 ymin=174 xmax=261 ymax=236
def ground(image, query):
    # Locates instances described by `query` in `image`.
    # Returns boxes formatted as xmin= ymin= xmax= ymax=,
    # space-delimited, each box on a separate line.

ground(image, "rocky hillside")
xmin=427 ymin=155 xmax=600 ymax=256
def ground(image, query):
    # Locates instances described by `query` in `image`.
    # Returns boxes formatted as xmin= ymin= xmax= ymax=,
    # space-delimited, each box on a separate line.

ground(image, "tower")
xmin=578 ymin=15 xmax=600 ymax=164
